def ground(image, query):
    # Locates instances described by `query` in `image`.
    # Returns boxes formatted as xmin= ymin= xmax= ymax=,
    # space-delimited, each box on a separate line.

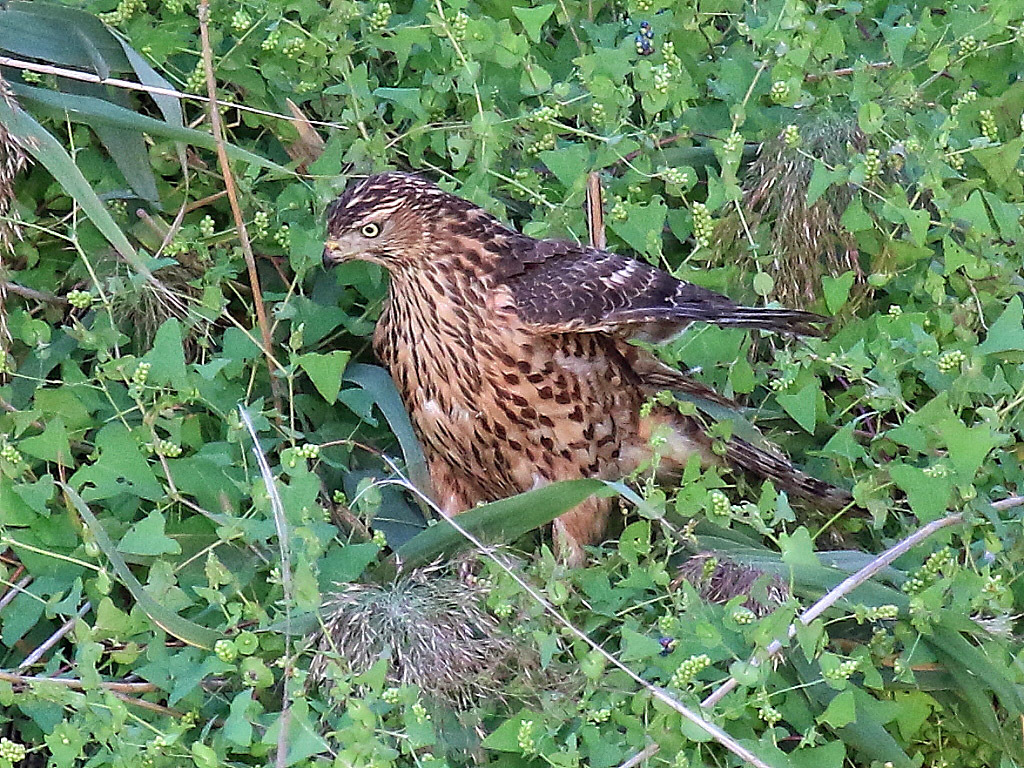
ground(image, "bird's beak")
xmin=322 ymin=238 xmax=341 ymax=269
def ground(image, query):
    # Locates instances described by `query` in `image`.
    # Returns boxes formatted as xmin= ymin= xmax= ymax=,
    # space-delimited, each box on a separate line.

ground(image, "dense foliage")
xmin=3 ymin=0 xmax=1024 ymax=765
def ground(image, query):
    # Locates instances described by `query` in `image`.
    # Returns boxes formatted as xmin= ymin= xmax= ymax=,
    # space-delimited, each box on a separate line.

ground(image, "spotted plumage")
xmin=324 ymin=172 xmax=852 ymax=565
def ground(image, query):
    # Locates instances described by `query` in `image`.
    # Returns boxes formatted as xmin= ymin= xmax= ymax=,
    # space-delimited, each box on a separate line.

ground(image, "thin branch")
xmin=804 ymin=61 xmax=892 ymax=83
xmin=992 ymin=496 xmax=1024 ymax=511
xmin=701 ymin=511 xmax=965 ymax=709
xmin=197 ymin=0 xmax=282 ymax=412
xmin=18 ymin=602 xmax=91 ymax=669
xmin=0 ymin=669 xmax=157 ymax=694
xmin=615 ymin=742 xmax=660 ymax=768
xmin=1 ymin=281 xmax=66 ymax=304
xmin=0 ymin=54 xmax=346 ymax=129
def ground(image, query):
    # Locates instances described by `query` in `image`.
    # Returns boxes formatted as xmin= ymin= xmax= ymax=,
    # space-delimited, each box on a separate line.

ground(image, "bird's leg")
xmin=553 ymin=496 xmax=611 ymax=568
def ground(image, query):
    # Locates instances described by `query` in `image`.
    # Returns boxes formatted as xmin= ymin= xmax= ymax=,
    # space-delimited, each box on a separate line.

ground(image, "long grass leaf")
xmin=61 ymin=484 xmax=222 ymax=650
xmin=397 ymin=478 xmax=609 ymax=570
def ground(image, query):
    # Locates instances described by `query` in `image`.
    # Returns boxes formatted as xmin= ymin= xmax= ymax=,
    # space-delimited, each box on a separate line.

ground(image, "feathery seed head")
xmin=323 ymin=172 xmax=477 ymax=269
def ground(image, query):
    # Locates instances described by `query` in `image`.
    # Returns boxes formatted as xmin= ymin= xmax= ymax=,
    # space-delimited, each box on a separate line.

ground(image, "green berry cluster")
xmin=0 ymin=440 xmax=22 ymax=465
xmin=298 ymin=443 xmax=320 ymax=459
xmin=451 ymin=11 xmax=469 ymax=41
xmin=372 ymin=529 xmax=387 ymax=547
xmin=0 ymin=738 xmax=27 ymax=763
xmin=768 ymin=370 xmax=796 ymax=391
xmin=708 ymin=489 xmax=730 ymax=516
xmin=659 ymin=167 xmax=691 ymax=186
xmin=530 ymin=105 xmax=558 ymax=123
xmin=758 ymin=703 xmax=782 ymax=724
xmin=922 ymin=464 xmax=948 ymax=478
xmin=199 ymin=215 xmax=216 ymax=238
xmin=652 ymin=65 xmax=671 ymax=95
xmin=863 ymin=147 xmax=882 ymax=180
xmin=769 ymin=80 xmax=790 ymax=103
xmin=661 ymin=41 xmax=681 ymax=71
xmin=164 ymin=238 xmax=190 ymax=256
xmin=251 ymin=210 xmax=270 ymax=240
xmin=669 ymin=653 xmax=711 ymax=688
xmin=369 ymin=2 xmax=392 ymax=32
xmin=493 ymin=602 xmax=513 ymax=618
xmin=164 ymin=0 xmax=185 ymax=13
xmin=67 ymin=290 xmax=94 ymax=309
xmin=950 ymin=89 xmax=977 ymax=117
xmin=691 ymin=201 xmax=713 ymax=249
xmin=100 ymin=0 xmax=144 ymax=25
xmin=633 ymin=0 xmax=654 ymax=11
xmin=589 ymin=101 xmax=607 ymax=125
xmin=281 ymin=36 xmax=306 ymax=57
xmin=957 ymin=34 xmax=979 ymax=57
xmin=273 ymin=224 xmax=291 ymax=249
xmin=262 ymin=28 xmax=282 ymax=51
xmin=824 ymin=658 xmax=860 ymax=681
xmin=658 ymin=612 xmax=676 ymax=633
xmin=132 ymin=362 xmax=151 ymax=386
xmin=979 ymin=109 xmax=999 ymax=143
xmin=526 ymin=133 xmax=556 ymax=155
xmin=587 ymin=708 xmax=611 ymax=723
xmin=887 ymin=304 xmax=902 ymax=316
xmin=155 ymin=440 xmax=183 ymax=458
xmin=857 ymin=604 xmax=899 ymax=621
xmin=411 ymin=701 xmax=431 ymax=722
xmin=215 ymin=638 xmax=238 ymax=663
xmin=382 ymin=687 xmax=402 ymax=704
xmin=517 ymin=720 xmax=536 ymax=753
xmin=937 ymin=349 xmax=967 ymax=373
xmin=185 ymin=61 xmax=207 ymax=93
xmin=903 ymin=548 xmax=955 ymax=594
xmin=783 ymin=124 xmax=800 ymax=147
xmin=731 ymin=607 xmax=756 ymax=625
xmin=722 ymin=131 xmax=743 ymax=156
xmin=231 ymin=9 xmax=252 ymax=32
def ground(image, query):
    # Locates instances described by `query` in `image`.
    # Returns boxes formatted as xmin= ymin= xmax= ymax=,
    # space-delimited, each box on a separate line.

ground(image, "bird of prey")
xmin=323 ymin=172 xmax=852 ymax=565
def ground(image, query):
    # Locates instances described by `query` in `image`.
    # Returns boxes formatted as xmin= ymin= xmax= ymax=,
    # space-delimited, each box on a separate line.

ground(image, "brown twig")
xmin=615 ymin=743 xmax=660 ymax=768
xmin=18 ymin=602 xmax=91 ymax=669
xmin=1 ymin=281 xmax=66 ymax=304
xmin=0 ymin=669 xmax=158 ymax=694
xmin=197 ymin=0 xmax=283 ymax=414
xmin=701 ymin=511 xmax=966 ymax=709
xmin=585 ymin=172 xmax=606 ymax=250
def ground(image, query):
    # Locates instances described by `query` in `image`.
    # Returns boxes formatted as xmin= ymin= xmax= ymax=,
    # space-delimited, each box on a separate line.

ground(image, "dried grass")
xmin=311 ymin=568 xmax=533 ymax=709
xmin=673 ymin=552 xmax=790 ymax=617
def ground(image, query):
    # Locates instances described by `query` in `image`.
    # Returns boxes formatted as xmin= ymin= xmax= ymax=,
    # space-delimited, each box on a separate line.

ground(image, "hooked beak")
xmin=322 ymin=238 xmax=342 ymax=269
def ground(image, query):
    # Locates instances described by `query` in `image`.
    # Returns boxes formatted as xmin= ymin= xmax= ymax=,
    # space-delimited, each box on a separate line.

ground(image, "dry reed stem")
xmin=197 ymin=0 xmax=282 ymax=412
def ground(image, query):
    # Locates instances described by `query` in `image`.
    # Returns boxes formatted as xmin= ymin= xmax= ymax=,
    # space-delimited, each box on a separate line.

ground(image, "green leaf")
xmin=822 ymin=270 xmax=856 ymax=314
xmin=857 ymin=102 xmax=883 ymax=134
xmin=374 ymin=87 xmax=428 ymax=120
xmin=63 ymin=484 xmax=221 ymax=649
xmin=901 ymin=207 xmax=929 ymax=247
xmin=608 ymin=196 xmax=668 ymax=258
xmin=512 ymin=4 xmax=555 ymax=42
xmin=979 ymin=295 xmax=1024 ymax=355
xmin=396 ymin=479 xmax=609 ymax=570
xmin=297 ymin=350 xmax=351 ymax=404
xmin=806 ymin=161 xmax=847 ymax=206
xmin=144 ymin=319 xmax=188 ymax=390
xmin=619 ymin=627 xmax=662 ymax=661
xmin=0 ymin=2 xmax=129 ymax=74
xmin=777 ymin=380 xmax=819 ymax=434
xmin=539 ymin=143 xmax=591 ymax=190
xmin=818 ymin=689 xmax=857 ymax=728
xmin=483 ymin=709 xmax=544 ymax=751
xmin=12 ymin=83 xmax=289 ymax=175
xmin=18 ymin=418 xmax=72 ymax=467
xmin=120 ymin=511 xmax=181 ymax=556
xmin=889 ymin=464 xmax=952 ymax=522
xmin=975 ymin=136 xmax=1024 ymax=187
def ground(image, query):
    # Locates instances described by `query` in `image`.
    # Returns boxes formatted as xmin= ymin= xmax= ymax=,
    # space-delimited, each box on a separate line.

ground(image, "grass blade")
xmin=61 ymin=483 xmax=222 ymax=650
xmin=396 ymin=478 xmax=609 ymax=570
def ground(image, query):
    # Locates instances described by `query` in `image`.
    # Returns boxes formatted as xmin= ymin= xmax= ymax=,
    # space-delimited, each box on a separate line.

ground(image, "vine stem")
xmin=701 ymin=511 xmax=966 ymax=709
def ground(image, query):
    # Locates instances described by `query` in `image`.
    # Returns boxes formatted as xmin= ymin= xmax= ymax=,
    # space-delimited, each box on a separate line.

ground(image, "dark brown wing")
xmin=498 ymin=238 xmax=827 ymax=337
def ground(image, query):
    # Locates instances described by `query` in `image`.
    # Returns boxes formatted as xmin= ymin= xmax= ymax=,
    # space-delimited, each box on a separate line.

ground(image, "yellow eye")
xmin=361 ymin=222 xmax=381 ymax=238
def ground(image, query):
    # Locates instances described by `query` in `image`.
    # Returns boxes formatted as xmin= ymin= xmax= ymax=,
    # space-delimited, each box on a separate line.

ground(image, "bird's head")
xmin=323 ymin=172 xmax=472 ymax=270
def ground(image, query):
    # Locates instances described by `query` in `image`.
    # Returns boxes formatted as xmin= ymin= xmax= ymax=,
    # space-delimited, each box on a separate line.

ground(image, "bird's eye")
xmin=361 ymin=223 xmax=381 ymax=238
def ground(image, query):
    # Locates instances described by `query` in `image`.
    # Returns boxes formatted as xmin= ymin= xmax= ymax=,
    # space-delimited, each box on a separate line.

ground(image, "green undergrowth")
xmin=3 ymin=0 xmax=1024 ymax=765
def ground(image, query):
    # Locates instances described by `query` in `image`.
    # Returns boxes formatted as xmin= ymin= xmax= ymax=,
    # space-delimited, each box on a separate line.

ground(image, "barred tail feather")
xmin=711 ymin=307 xmax=829 ymax=337
xmin=724 ymin=436 xmax=853 ymax=511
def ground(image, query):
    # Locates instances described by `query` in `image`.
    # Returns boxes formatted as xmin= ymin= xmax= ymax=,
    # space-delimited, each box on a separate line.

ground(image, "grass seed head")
xmin=311 ymin=569 xmax=529 ymax=709
xmin=673 ymin=552 xmax=789 ymax=617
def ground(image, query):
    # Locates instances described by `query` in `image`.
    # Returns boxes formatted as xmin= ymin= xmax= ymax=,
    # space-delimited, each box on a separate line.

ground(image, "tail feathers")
xmin=709 ymin=307 xmax=829 ymax=337
xmin=724 ymin=436 xmax=853 ymax=511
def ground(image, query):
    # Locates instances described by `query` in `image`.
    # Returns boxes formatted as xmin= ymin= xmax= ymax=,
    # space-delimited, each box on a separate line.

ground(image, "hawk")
xmin=324 ymin=172 xmax=851 ymax=565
